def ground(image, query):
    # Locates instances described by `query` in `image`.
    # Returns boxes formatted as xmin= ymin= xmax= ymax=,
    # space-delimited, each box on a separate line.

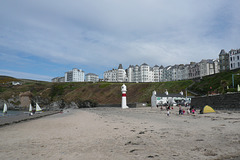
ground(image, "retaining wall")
xmin=191 ymin=93 xmax=240 ymax=110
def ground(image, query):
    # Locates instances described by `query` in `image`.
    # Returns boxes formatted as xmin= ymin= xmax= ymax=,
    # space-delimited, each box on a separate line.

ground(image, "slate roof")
xmin=118 ymin=64 xmax=123 ymax=69
xmin=159 ymin=65 xmax=164 ymax=69
xmin=141 ymin=63 xmax=148 ymax=66
xmin=219 ymin=49 xmax=226 ymax=55
xmin=86 ymin=73 xmax=98 ymax=76
xmin=156 ymin=93 xmax=185 ymax=98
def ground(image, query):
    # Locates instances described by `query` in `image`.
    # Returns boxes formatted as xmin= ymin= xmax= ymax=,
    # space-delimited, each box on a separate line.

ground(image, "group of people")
xmin=156 ymin=104 xmax=196 ymax=116
xmin=178 ymin=105 xmax=195 ymax=115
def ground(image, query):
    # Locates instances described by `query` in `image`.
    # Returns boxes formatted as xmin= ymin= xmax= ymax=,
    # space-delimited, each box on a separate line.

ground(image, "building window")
xmin=231 ymin=57 xmax=232 ymax=61
xmin=238 ymin=56 xmax=240 ymax=60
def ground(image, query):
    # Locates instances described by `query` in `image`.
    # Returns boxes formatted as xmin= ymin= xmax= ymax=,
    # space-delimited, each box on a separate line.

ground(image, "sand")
xmin=0 ymin=107 xmax=240 ymax=160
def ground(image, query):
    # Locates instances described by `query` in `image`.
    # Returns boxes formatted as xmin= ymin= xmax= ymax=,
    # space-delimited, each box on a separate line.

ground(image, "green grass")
xmin=99 ymin=83 xmax=111 ymax=88
xmin=189 ymin=69 xmax=240 ymax=95
xmin=1 ymin=70 xmax=239 ymax=105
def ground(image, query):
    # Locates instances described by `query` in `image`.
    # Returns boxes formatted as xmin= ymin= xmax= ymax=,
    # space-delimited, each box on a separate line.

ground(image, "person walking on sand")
xmin=187 ymin=108 xmax=190 ymax=114
xmin=167 ymin=109 xmax=170 ymax=116
xmin=179 ymin=104 xmax=182 ymax=115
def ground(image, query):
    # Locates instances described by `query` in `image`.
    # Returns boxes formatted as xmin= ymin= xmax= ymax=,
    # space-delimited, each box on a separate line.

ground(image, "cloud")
xmin=0 ymin=69 xmax=52 ymax=82
xmin=0 ymin=0 xmax=240 ymax=80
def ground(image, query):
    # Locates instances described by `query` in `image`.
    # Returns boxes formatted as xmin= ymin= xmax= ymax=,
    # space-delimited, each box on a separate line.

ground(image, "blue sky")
xmin=0 ymin=0 xmax=240 ymax=81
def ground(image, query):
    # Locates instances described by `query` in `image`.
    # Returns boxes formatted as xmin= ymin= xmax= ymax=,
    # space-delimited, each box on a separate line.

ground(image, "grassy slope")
xmin=0 ymin=77 xmax=193 ymax=104
xmin=2 ymin=69 xmax=239 ymax=105
xmin=189 ymin=69 xmax=240 ymax=95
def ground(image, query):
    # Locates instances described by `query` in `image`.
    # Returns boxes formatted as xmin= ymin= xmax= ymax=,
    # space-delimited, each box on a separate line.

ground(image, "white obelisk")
xmin=121 ymin=84 xmax=129 ymax=109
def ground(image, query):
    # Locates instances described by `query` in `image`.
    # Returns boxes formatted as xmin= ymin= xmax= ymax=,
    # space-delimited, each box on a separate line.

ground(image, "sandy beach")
xmin=0 ymin=107 xmax=240 ymax=160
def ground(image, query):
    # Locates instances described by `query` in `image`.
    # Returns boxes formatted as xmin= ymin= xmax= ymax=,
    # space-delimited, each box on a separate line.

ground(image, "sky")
xmin=0 ymin=0 xmax=240 ymax=81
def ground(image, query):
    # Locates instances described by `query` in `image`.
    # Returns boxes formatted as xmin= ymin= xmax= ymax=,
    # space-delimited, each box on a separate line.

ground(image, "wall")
xmin=191 ymin=93 xmax=240 ymax=110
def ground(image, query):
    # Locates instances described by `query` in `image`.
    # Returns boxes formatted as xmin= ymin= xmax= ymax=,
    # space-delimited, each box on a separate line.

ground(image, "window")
xmin=238 ymin=56 xmax=239 ymax=60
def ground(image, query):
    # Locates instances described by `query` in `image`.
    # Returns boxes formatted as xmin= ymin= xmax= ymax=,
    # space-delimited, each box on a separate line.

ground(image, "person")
xmin=192 ymin=108 xmax=195 ymax=114
xmin=182 ymin=109 xmax=185 ymax=115
xmin=179 ymin=105 xmax=182 ymax=115
xmin=167 ymin=109 xmax=170 ymax=116
xmin=187 ymin=108 xmax=190 ymax=114
xmin=168 ymin=105 xmax=170 ymax=110
xmin=190 ymin=105 xmax=194 ymax=111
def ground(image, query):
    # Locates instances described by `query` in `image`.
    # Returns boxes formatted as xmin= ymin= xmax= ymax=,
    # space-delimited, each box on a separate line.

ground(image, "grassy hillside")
xmin=0 ymin=76 xmax=19 ymax=83
xmin=189 ymin=69 xmax=240 ymax=95
xmin=0 ymin=77 xmax=193 ymax=105
xmin=1 ymin=69 xmax=239 ymax=106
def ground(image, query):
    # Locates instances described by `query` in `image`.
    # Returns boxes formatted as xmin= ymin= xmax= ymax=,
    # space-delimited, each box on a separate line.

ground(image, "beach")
xmin=0 ymin=107 xmax=240 ymax=160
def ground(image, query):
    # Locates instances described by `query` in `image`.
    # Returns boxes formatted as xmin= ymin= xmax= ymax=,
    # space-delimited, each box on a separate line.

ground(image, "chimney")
xmin=152 ymin=90 xmax=156 ymax=96
xmin=165 ymin=89 xmax=168 ymax=95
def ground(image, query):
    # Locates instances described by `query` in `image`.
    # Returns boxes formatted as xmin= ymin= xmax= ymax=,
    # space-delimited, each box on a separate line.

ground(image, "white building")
xmin=85 ymin=73 xmax=99 ymax=82
xmin=52 ymin=77 xmax=65 ymax=82
xmin=219 ymin=49 xmax=230 ymax=72
xmin=104 ymin=69 xmax=117 ymax=82
xmin=127 ymin=65 xmax=134 ymax=82
xmin=151 ymin=90 xmax=191 ymax=107
xmin=103 ymin=64 xmax=127 ymax=82
xmin=182 ymin=64 xmax=190 ymax=80
xmin=199 ymin=59 xmax=219 ymax=78
xmin=65 ymin=68 xmax=85 ymax=82
xmin=159 ymin=65 xmax=164 ymax=82
xmin=189 ymin=62 xmax=200 ymax=79
xmin=134 ymin=65 xmax=140 ymax=82
xmin=153 ymin=65 xmax=160 ymax=82
xmin=171 ymin=65 xmax=178 ymax=81
xmin=117 ymin=64 xmax=127 ymax=82
xmin=104 ymin=57 xmax=221 ymax=83
xmin=162 ymin=66 xmax=172 ymax=82
xmin=229 ymin=49 xmax=240 ymax=70
xmin=139 ymin=63 xmax=153 ymax=82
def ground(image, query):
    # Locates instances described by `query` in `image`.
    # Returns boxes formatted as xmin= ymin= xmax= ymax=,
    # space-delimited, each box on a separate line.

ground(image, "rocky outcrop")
xmin=19 ymin=91 xmax=32 ymax=108
xmin=76 ymin=100 xmax=98 ymax=108
xmin=1 ymin=95 xmax=98 ymax=110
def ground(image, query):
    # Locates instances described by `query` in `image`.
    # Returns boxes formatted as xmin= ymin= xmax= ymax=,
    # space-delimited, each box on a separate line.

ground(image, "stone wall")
xmin=191 ymin=93 xmax=240 ymax=110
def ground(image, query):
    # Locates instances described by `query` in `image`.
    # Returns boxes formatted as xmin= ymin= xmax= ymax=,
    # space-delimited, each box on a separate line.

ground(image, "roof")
xmin=219 ymin=49 xmax=226 ymax=55
xmin=86 ymin=73 xmax=98 ymax=76
xmin=141 ymin=63 xmax=148 ymax=66
xmin=159 ymin=65 xmax=164 ymax=69
xmin=128 ymin=65 xmax=134 ymax=68
xmin=156 ymin=93 xmax=185 ymax=98
xmin=118 ymin=64 xmax=123 ymax=69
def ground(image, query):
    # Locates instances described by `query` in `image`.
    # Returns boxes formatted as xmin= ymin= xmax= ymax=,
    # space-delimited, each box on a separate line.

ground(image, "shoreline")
xmin=0 ymin=110 xmax=60 ymax=127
